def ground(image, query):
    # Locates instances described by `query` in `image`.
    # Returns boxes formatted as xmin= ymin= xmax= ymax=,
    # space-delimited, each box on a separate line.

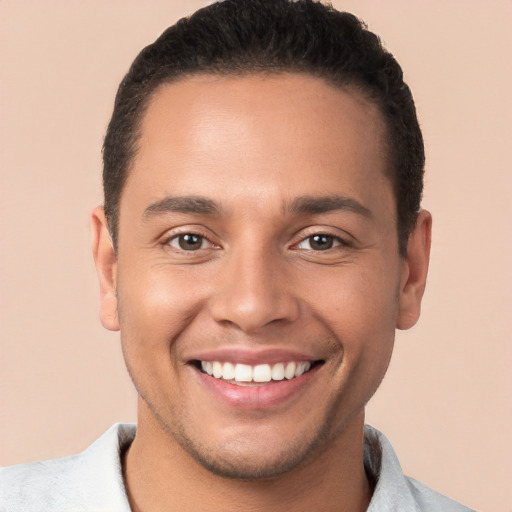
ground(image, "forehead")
xmin=123 ymin=73 xmax=391 ymax=217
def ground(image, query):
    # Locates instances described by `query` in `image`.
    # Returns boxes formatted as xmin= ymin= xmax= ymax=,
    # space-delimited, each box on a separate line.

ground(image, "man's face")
xmin=97 ymin=74 xmax=423 ymax=478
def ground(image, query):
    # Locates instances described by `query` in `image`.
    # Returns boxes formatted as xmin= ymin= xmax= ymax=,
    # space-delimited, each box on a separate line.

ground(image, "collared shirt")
xmin=0 ymin=424 xmax=474 ymax=511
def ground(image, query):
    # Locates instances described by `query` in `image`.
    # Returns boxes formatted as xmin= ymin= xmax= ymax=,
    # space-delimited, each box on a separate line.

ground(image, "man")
xmin=0 ymin=1 xmax=473 ymax=510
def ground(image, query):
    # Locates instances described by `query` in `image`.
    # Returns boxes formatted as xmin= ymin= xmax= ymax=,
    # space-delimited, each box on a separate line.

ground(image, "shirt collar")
xmin=364 ymin=425 xmax=421 ymax=511
xmin=102 ymin=423 xmax=421 ymax=511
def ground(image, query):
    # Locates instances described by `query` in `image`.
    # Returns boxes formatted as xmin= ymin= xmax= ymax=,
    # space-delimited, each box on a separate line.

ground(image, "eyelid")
xmin=295 ymin=234 xmax=343 ymax=251
xmin=168 ymin=234 xmax=209 ymax=251
xmin=161 ymin=226 xmax=221 ymax=250
xmin=290 ymin=227 xmax=353 ymax=250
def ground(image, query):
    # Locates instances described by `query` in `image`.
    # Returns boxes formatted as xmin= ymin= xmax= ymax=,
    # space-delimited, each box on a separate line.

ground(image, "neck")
xmin=124 ymin=403 xmax=372 ymax=512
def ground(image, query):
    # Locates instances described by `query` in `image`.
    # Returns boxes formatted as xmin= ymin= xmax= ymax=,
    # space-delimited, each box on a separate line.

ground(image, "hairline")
xmin=108 ymin=69 xmax=405 ymax=254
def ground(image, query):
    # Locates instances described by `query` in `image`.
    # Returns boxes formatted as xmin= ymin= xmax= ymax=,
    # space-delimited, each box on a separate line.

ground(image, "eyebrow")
xmin=142 ymin=194 xmax=372 ymax=220
xmin=143 ymin=195 xmax=222 ymax=219
xmin=287 ymin=195 xmax=372 ymax=218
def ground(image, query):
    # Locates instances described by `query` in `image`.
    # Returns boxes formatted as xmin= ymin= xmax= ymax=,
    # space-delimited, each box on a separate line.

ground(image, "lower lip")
xmin=193 ymin=365 xmax=320 ymax=410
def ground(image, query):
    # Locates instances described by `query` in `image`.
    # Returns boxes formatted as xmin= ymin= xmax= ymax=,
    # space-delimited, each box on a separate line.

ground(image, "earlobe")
xmin=397 ymin=210 xmax=432 ymax=330
xmin=91 ymin=206 xmax=120 ymax=331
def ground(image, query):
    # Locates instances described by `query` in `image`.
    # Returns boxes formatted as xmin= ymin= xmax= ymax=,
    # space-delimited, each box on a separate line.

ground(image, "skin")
xmin=92 ymin=73 xmax=431 ymax=512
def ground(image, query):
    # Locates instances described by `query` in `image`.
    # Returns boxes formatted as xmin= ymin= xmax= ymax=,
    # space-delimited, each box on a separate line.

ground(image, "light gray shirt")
xmin=0 ymin=424 xmax=474 ymax=511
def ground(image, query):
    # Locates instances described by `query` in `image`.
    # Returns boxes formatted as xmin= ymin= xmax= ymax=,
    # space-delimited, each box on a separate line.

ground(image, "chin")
xmin=179 ymin=438 xmax=321 ymax=480
xmin=168 ymin=414 xmax=339 ymax=481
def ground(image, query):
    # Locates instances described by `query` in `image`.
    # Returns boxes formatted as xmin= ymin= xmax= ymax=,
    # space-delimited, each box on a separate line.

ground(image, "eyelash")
xmin=293 ymin=233 xmax=348 ymax=252
xmin=163 ymin=230 xmax=350 ymax=253
xmin=164 ymin=231 xmax=218 ymax=252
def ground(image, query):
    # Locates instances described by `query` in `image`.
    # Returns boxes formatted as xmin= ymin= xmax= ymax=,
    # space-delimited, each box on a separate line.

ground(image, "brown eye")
xmin=170 ymin=233 xmax=206 ymax=251
xmin=306 ymin=234 xmax=335 ymax=251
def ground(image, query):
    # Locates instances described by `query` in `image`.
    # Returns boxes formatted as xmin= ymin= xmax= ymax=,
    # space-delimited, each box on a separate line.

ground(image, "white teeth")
xmin=234 ymin=363 xmax=253 ymax=382
xmin=222 ymin=362 xmax=235 ymax=380
xmin=271 ymin=363 xmax=285 ymax=381
xmin=253 ymin=364 xmax=272 ymax=383
xmin=212 ymin=361 xmax=223 ymax=378
xmin=284 ymin=362 xmax=296 ymax=379
xmin=295 ymin=361 xmax=311 ymax=377
xmin=200 ymin=360 xmax=312 ymax=383
xmin=201 ymin=361 xmax=214 ymax=376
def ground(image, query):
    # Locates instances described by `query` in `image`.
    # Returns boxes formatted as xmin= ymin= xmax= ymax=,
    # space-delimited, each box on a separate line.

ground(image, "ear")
xmin=397 ymin=209 xmax=432 ymax=330
xmin=91 ymin=206 xmax=120 ymax=331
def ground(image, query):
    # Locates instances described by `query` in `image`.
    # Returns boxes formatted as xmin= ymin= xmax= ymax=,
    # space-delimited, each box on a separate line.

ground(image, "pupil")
xmin=311 ymin=235 xmax=333 ymax=250
xmin=179 ymin=234 xmax=202 ymax=250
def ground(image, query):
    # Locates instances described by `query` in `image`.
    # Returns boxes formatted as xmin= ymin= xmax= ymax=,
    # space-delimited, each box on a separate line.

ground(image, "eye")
xmin=296 ymin=234 xmax=341 ymax=251
xmin=168 ymin=233 xmax=209 ymax=251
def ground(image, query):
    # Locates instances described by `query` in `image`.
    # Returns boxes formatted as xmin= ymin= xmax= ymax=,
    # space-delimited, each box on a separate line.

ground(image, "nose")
xmin=209 ymin=247 xmax=300 ymax=334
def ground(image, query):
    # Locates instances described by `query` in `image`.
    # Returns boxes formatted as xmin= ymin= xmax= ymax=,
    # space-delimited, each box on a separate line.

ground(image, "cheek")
xmin=304 ymin=257 xmax=400 ymax=380
xmin=311 ymin=259 xmax=400 ymax=328
xmin=115 ymin=265 xmax=212 ymax=415
xmin=314 ymin=265 xmax=399 ymax=408
xmin=116 ymin=263 xmax=210 ymax=359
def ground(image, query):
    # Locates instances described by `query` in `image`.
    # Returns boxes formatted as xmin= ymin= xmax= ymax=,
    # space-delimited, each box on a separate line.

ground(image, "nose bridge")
xmin=210 ymin=241 xmax=299 ymax=333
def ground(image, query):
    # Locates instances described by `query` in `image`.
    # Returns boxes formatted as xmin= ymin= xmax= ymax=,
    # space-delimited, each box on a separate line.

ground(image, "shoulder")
xmin=0 ymin=423 xmax=135 ymax=512
xmin=0 ymin=453 xmax=86 ymax=511
xmin=364 ymin=425 xmax=475 ymax=512
xmin=404 ymin=476 xmax=475 ymax=512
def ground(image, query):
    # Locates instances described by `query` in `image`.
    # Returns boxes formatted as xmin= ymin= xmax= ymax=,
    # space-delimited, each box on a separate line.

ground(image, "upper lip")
xmin=186 ymin=347 xmax=321 ymax=365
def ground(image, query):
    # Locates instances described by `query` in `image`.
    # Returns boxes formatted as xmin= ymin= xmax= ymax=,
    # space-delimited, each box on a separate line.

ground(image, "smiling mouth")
xmin=194 ymin=360 xmax=323 ymax=385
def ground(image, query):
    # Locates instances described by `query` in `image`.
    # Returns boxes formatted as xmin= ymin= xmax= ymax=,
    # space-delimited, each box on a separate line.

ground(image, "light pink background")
xmin=1 ymin=2 xmax=511 ymax=510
